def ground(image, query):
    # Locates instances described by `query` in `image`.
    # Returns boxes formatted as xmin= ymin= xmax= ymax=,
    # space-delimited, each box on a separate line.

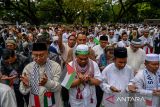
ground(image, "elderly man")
xmin=5 ymin=39 xmax=17 ymax=51
xmin=19 ymin=42 xmax=63 ymax=107
xmin=139 ymin=29 xmax=154 ymax=54
xmin=100 ymin=47 xmax=134 ymax=107
xmin=127 ymin=39 xmax=146 ymax=75
xmin=68 ymin=44 xmax=102 ymax=107
xmin=128 ymin=54 xmax=160 ymax=107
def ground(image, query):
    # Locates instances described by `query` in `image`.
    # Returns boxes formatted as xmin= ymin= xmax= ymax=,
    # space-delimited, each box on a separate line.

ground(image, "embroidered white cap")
xmin=131 ymin=39 xmax=141 ymax=45
xmin=75 ymin=44 xmax=89 ymax=55
xmin=145 ymin=54 xmax=159 ymax=61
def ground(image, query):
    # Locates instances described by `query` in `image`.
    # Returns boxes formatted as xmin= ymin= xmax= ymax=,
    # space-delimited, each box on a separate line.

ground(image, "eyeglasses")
xmin=32 ymin=54 xmax=46 ymax=59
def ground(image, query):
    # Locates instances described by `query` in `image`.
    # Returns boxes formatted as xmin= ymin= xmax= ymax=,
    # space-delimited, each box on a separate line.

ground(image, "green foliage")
xmin=0 ymin=0 xmax=160 ymax=25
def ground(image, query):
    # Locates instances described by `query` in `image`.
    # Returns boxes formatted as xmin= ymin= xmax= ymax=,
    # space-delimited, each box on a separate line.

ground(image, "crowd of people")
xmin=0 ymin=23 xmax=160 ymax=107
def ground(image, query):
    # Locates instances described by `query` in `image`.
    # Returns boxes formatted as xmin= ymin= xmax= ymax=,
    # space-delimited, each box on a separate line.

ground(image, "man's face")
xmin=114 ymin=57 xmax=127 ymax=70
xmin=100 ymin=40 xmax=108 ymax=48
xmin=68 ymin=36 xmax=76 ymax=48
xmin=102 ymin=30 xmax=107 ymax=35
xmin=89 ymin=37 xmax=94 ymax=42
xmin=105 ymin=49 xmax=114 ymax=58
xmin=132 ymin=31 xmax=137 ymax=36
xmin=77 ymin=34 xmax=87 ymax=45
xmin=32 ymin=51 xmax=48 ymax=65
xmin=144 ymin=31 xmax=149 ymax=37
xmin=145 ymin=61 xmax=159 ymax=74
xmin=109 ymin=32 xmax=114 ymax=38
xmin=4 ymin=56 xmax=16 ymax=65
xmin=76 ymin=54 xmax=89 ymax=67
xmin=122 ymin=34 xmax=128 ymax=41
xmin=6 ymin=43 xmax=16 ymax=50
xmin=28 ymin=34 xmax=33 ymax=41
xmin=130 ymin=44 xmax=140 ymax=52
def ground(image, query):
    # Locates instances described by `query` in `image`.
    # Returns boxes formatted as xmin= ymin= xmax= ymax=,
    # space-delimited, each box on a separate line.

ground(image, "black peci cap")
xmin=114 ymin=47 xmax=127 ymax=58
xmin=32 ymin=42 xmax=47 ymax=51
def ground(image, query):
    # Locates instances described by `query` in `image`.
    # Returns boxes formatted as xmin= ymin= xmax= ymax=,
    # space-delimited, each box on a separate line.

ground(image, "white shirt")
xmin=107 ymin=35 xmax=118 ymax=45
xmin=92 ymin=44 xmax=104 ymax=60
xmin=130 ymin=69 xmax=160 ymax=95
xmin=127 ymin=46 xmax=146 ymax=73
xmin=69 ymin=60 xmax=102 ymax=107
xmin=139 ymin=36 xmax=153 ymax=54
xmin=129 ymin=69 xmax=160 ymax=107
xmin=19 ymin=60 xmax=63 ymax=107
xmin=0 ymin=83 xmax=17 ymax=107
xmin=86 ymin=42 xmax=96 ymax=48
xmin=62 ymin=32 xmax=70 ymax=43
xmin=117 ymin=40 xmax=130 ymax=47
xmin=100 ymin=63 xmax=134 ymax=107
xmin=101 ymin=63 xmax=134 ymax=93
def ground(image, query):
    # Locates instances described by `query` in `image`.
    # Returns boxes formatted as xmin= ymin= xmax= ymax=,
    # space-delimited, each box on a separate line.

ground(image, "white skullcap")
xmin=131 ymin=39 xmax=142 ymax=45
xmin=75 ymin=44 xmax=89 ymax=55
xmin=145 ymin=54 xmax=159 ymax=62
xmin=109 ymin=30 xmax=114 ymax=32
xmin=143 ymin=29 xmax=149 ymax=32
xmin=89 ymin=34 xmax=94 ymax=38
xmin=52 ymin=36 xmax=59 ymax=41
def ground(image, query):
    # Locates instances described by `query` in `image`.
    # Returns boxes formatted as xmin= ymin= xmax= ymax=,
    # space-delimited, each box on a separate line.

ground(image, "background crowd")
xmin=0 ymin=23 xmax=160 ymax=107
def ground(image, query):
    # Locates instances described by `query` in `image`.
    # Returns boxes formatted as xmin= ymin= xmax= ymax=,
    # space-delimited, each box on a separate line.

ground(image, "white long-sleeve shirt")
xmin=139 ymin=36 xmax=154 ymax=54
xmin=127 ymin=46 xmax=146 ymax=74
xmin=19 ymin=60 xmax=63 ymax=107
xmin=69 ymin=60 xmax=102 ymax=107
xmin=129 ymin=69 xmax=160 ymax=107
xmin=100 ymin=63 xmax=134 ymax=107
xmin=92 ymin=44 xmax=104 ymax=60
xmin=101 ymin=63 xmax=134 ymax=93
xmin=0 ymin=83 xmax=17 ymax=107
xmin=130 ymin=69 xmax=160 ymax=95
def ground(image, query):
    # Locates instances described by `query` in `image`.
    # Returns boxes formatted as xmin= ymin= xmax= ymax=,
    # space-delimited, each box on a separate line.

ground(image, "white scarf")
xmin=143 ymin=69 xmax=160 ymax=90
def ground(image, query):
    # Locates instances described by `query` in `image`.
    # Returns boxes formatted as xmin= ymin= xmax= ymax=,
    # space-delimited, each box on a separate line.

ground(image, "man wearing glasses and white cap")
xmin=128 ymin=54 xmax=160 ymax=107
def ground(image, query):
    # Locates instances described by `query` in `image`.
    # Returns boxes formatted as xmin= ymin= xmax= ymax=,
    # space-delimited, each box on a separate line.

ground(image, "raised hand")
xmin=20 ymin=73 xmax=29 ymax=87
xmin=39 ymin=73 xmax=48 ymax=86
xmin=83 ymin=74 xmax=90 ymax=82
xmin=128 ymin=83 xmax=138 ymax=93
xmin=1 ymin=75 xmax=10 ymax=80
